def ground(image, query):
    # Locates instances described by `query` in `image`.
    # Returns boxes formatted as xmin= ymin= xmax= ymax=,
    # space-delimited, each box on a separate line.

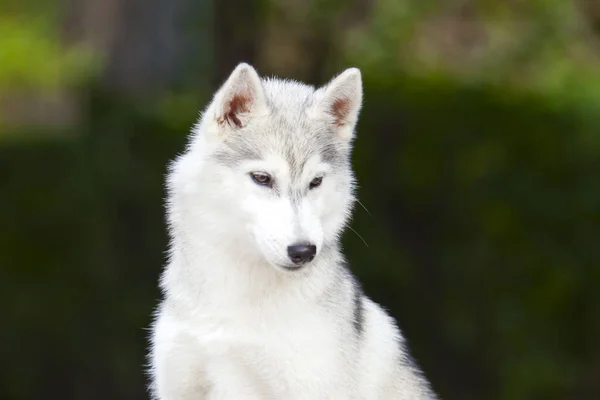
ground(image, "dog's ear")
xmin=214 ymin=63 xmax=267 ymax=129
xmin=315 ymin=68 xmax=363 ymax=141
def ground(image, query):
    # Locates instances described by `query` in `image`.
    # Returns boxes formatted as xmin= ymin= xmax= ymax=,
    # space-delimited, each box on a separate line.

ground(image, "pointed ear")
xmin=314 ymin=67 xmax=363 ymax=140
xmin=213 ymin=63 xmax=267 ymax=129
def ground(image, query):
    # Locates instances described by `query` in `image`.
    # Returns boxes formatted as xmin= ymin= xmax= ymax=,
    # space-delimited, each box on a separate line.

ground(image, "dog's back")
xmin=149 ymin=63 xmax=438 ymax=399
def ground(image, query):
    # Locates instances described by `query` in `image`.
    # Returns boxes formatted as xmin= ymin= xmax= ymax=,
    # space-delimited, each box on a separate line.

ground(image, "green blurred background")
xmin=1 ymin=0 xmax=599 ymax=399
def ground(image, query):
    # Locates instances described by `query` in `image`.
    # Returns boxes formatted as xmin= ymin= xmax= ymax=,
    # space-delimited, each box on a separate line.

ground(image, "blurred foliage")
xmin=1 ymin=0 xmax=599 ymax=400
xmin=348 ymin=73 xmax=600 ymax=399
xmin=348 ymin=0 xmax=600 ymax=88
xmin=0 ymin=15 xmax=97 ymax=91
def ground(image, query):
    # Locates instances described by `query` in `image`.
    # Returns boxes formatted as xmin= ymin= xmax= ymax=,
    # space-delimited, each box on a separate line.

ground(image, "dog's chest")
xmin=196 ymin=304 xmax=348 ymax=396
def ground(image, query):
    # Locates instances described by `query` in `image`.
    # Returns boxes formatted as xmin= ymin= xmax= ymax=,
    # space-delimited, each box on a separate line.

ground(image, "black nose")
xmin=287 ymin=244 xmax=317 ymax=265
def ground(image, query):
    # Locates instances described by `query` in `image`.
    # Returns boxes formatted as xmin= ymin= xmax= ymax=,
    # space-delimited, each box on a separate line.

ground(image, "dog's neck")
xmin=162 ymin=223 xmax=343 ymax=315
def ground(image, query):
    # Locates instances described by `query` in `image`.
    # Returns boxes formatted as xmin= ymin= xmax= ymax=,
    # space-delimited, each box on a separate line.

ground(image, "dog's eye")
xmin=309 ymin=176 xmax=323 ymax=189
xmin=251 ymin=172 xmax=273 ymax=187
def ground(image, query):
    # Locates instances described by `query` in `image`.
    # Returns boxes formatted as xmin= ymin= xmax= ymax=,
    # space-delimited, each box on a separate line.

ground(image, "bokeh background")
xmin=2 ymin=0 xmax=600 ymax=399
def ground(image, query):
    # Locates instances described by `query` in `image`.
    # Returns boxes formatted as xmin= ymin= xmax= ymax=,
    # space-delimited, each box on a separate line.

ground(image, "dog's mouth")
xmin=279 ymin=263 xmax=306 ymax=271
xmin=276 ymin=258 xmax=317 ymax=271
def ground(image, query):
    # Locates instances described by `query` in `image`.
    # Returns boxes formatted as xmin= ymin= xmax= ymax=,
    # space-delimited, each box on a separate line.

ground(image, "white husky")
xmin=149 ymin=63 xmax=438 ymax=399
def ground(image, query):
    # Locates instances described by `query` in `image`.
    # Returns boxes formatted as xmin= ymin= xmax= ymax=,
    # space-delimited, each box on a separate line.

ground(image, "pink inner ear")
xmin=218 ymin=94 xmax=251 ymax=128
xmin=331 ymin=97 xmax=351 ymax=127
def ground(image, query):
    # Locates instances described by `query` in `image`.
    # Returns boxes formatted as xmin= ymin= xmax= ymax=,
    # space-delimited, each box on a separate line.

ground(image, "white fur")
xmin=148 ymin=63 xmax=437 ymax=399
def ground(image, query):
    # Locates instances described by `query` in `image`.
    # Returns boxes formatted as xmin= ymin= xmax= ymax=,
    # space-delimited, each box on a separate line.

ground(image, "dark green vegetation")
xmin=1 ymin=1 xmax=599 ymax=399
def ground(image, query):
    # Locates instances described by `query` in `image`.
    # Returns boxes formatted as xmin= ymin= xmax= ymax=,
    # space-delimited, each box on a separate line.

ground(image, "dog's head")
xmin=169 ymin=63 xmax=362 ymax=271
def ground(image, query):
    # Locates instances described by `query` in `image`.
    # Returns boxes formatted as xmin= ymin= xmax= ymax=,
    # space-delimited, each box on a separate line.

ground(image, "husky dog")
xmin=149 ymin=63 xmax=438 ymax=399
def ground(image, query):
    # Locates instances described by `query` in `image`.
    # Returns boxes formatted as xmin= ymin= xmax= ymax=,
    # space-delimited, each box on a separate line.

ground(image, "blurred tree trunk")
xmin=63 ymin=0 xmax=194 ymax=97
xmin=103 ymin=0 xmax=186 ymax=95
xmin=212 ymin=0 xmax=262 ymax=87
xmin=580 ymin=0 xmax=600 ymax=36
xmin=257 ymin=0 xmax=373 ymax=85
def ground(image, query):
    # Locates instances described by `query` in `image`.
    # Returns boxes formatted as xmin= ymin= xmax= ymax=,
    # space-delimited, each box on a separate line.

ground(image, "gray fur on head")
xmin=208 ymin=63 xmax=363 ymax=174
